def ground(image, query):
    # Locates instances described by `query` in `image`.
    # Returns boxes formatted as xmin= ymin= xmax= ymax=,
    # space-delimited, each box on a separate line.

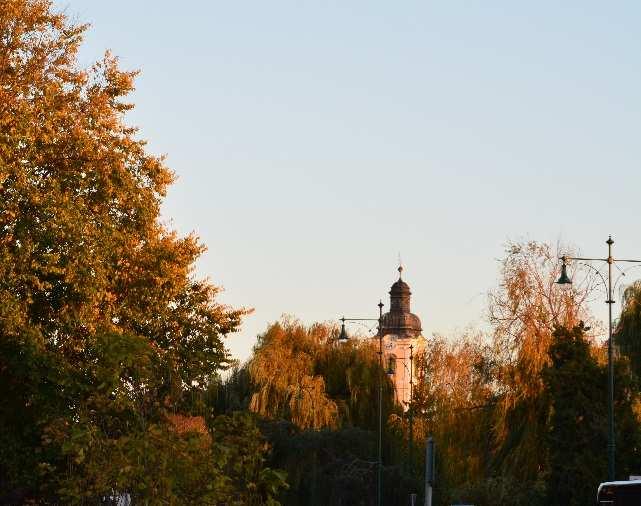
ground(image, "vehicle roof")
xmin=600 ymin=481 xmax=641 ymax=487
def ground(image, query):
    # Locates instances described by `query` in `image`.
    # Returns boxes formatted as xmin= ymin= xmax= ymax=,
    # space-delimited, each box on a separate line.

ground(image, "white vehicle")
xmin=597 ymin=481 xmax=641 ymax=505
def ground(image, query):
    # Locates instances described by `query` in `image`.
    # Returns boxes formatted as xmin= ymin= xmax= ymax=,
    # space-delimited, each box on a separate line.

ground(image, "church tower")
xmin=376 ymin=266 xmax=426 ymax=408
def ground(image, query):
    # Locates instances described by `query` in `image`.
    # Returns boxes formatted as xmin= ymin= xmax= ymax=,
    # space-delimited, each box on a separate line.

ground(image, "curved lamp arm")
xmin=577 ymin=261 xmax=608 ymax=295
xmin=614 ymin=264 xmax=641 ymax=292
xmin=559 ymin=256 xmax=609 ymax=295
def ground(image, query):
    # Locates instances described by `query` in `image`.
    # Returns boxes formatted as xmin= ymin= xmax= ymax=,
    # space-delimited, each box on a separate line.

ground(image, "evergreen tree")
xmin=543 ymin=323 xmax=607 ymax=506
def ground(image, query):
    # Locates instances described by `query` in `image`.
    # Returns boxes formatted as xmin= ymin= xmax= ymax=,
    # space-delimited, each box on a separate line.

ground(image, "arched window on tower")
xmin=386 ymin=355 xmax=397 ymax=375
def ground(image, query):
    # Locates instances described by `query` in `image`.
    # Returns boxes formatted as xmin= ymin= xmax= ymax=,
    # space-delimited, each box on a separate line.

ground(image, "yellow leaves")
xmin=0 ymin=2 xmax=255 ymax=501
xmin=632 ymin=397 xmax=641 ymax=424
xmin=248 ymin=319 xmax=339 ymax=430
xmin=166 ymin=413 xmax=210 ymax=438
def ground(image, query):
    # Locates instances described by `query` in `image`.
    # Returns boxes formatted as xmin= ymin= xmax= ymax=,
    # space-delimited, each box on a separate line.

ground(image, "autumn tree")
xmin=0 ymin=1 xmax=287 ymax=503
xmin=248 ymin=319 xmax=340 ymax=429
xmin=616 ymin=280 xmax=641 ymax=381
xmin=488 ymin=241 xmax=597 ymax=481
xmin=411 ymin=332 xmax=498 ymax=504
xmin=247 ymin=318 xmax=396 ymax=431
xmin=241 ymin=318 xmax=411 ymax=505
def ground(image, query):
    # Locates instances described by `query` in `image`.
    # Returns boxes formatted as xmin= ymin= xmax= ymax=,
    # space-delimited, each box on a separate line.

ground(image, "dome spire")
xmin=378 ymin=264 xmax=422 ymax=337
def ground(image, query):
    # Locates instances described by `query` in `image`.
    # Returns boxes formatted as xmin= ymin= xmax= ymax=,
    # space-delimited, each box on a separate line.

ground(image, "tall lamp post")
xmin=555 ymin=236 xmax=641 ymax=481
xmin=338 ymin=300 xmax=385 ymax=506
xmin=408 ymin=344 xmax=414 ymax=476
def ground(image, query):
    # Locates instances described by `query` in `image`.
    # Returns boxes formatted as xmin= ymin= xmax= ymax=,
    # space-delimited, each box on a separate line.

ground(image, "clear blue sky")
xmin=57 ymin=1 xmax=641 ymax=362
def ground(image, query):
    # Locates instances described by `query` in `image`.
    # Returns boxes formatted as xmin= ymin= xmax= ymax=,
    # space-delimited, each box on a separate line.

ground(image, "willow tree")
xmin=411 ymin=332 xmax=497 ymax=501
xmin=488 ymin=241 xmax=597 ymax=481
xmin=0 ymin=1 xmax=273 ymax=503
xmin=247 ymin=318 xmax=400 ymax=506
xmin=616 ymin=280 xmax=641 ymax=380
xmin=248 ymin=318 xmax=396 ymax=431
xmin=249 ymin=319 xmax=339 ymax=429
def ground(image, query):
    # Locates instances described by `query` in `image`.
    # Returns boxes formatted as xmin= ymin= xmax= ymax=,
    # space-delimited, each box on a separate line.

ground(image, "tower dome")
xmin=378 ymin=266 xmax=422 ymax=338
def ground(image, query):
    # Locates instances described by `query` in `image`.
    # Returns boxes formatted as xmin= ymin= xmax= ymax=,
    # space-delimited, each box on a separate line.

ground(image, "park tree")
xmin=411 ymin=332 xmax=498 ymax=504
xmin=543 ymin=323 xmax=607 ymax=506
xmin=0 ymin=1 xmax=287 ymax=503
xmin=488 ymin=241 xmax=597 ymax=481
xmin=243 ymin=318 xmax=409 ymax=505
xmin=616 ymin=280 xmax=641 ymax=381
xmin=248 ymin=318 xmax=396 ymax=431
xmin=542 ymin=322 xmax=641 ymax=506
xmin=248 ymin=319 xmax=340 ymax=429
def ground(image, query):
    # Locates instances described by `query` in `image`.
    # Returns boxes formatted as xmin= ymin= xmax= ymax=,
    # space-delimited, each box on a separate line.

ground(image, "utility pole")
xmin=337 ymin=306 xmax=385 ymax=506
xmin=408 ymin=344 xmax=414 ymax=477
xmin=425 ymin=437 xmax=435 ymax=506
xmin=378 ymin=300 xmax=384 ymax=506
xmin=607 ymin=236 xmax=615 ymax=481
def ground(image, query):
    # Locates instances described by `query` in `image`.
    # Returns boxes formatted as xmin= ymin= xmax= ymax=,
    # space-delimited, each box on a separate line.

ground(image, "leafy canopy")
xmin=0 ymin=1 xmax=281 ymax=503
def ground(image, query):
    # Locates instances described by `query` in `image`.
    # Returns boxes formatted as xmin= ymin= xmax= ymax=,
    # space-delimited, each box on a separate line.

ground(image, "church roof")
xmin=390 ymin=278 xmax=411 ymax=294
xmin=379 ymin=311 xmax=422 ymax=337
xmin=378 ymin=266 xmax=422 ymax=338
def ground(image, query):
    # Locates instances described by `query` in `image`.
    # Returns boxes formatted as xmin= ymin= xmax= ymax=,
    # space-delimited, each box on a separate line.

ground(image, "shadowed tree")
xmin=616 ymin=280 xmax=641 ymax=381
xmin=543 ymin=323 xmax=607 ymax=506
xmin=244 ymin=318 xmax=406 ymax=505
xmin=543 ymin=323 xmax=641 ymax=506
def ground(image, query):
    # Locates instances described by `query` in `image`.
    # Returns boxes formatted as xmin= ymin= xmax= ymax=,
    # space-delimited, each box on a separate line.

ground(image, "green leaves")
xmin=542 ymin=324 xmax=607 ymax=506
xmin=0 ymin=1 xmax=255 ymax=502
xmin=616 ymin=280 xmax=641 ymax=381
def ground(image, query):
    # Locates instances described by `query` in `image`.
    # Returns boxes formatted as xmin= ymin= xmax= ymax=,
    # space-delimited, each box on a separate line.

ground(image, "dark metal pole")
xmin=408 ymin=344 xmax=414 ymax=477
xmin=425 ymin=437 xmax=434 ymax=506
xmin=607 ymin=236 xmax=615 ymax=481
xmin=378 ymin=300 xmax=384 ymax=506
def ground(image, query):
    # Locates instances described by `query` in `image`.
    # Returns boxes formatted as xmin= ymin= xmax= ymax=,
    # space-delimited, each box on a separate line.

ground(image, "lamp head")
xmin=338 ymin=321 xmax=349 ymax=342
xmin=556 ymin=258 xmax=572 ymax=286
xmin=386 ymin=356 xmax=396 ymax=375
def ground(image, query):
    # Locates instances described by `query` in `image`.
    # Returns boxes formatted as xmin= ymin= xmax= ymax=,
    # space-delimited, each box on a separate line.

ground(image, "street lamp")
xmin=338 ymin=321 xmax=349 ymax=342
xmin=408 ymin=344 xmax=414 ymax=477
xmin=556 ymin=236 xmax=641 ymax=481
xmin=339 ymin=300 xmax=385 ymax=506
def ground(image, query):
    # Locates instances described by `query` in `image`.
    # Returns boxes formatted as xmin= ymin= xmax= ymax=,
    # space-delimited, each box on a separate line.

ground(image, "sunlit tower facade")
xmin=376 ymin=267 xmax=426 ymax=408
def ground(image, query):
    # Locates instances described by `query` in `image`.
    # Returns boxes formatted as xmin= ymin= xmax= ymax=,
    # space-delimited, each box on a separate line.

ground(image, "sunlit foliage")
xmin=0 ymin=1 xmax=286 ymax=503
xmin=249 ymin=319 xmax=339 ymax=429
xmin=411 ymin=332 xmax=496 ymax=494
xmin=241 ymin=318 xmax=410 ymax=504
xmin=248 ymin=318 xmax=395 ymax=431
xmin=488 ymin=240 xmax=597 ymax=479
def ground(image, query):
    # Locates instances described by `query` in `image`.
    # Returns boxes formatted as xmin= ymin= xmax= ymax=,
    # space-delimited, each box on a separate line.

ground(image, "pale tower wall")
xmin=374 ymin=267 xmax=426 ymax=409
